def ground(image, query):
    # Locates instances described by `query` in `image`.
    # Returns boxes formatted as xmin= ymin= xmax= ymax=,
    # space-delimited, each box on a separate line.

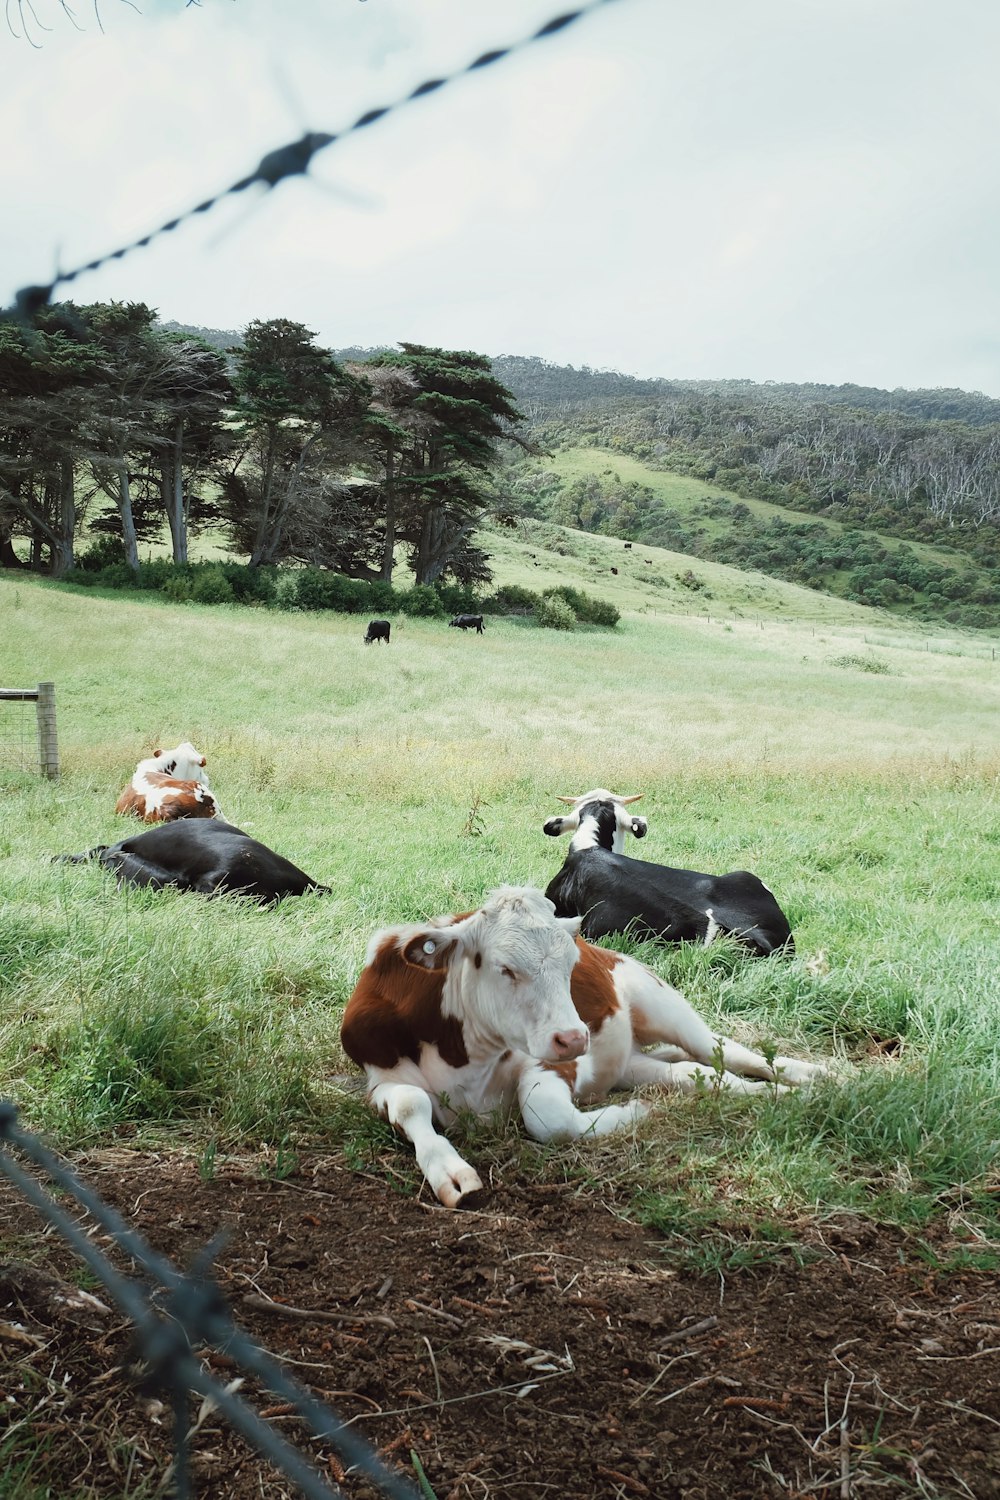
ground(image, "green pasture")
xmin=1 ymin=557 xmax=998 ymax=1257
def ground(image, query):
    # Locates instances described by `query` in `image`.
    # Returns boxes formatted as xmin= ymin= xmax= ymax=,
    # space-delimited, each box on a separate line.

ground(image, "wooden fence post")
xmin=36 ymin=681 xmax=59 ymax=780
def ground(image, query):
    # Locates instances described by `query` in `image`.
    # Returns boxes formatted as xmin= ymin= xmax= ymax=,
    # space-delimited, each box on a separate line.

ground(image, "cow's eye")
xmin=500 ymin=965 xmax=517 ymax=982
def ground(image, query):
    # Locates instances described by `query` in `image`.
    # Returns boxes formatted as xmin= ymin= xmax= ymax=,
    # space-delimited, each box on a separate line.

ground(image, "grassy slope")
xmin=536 ymin=443 xmax=980 ymax=580
xmin=1 ymin=552 xmax=998 ymax=1254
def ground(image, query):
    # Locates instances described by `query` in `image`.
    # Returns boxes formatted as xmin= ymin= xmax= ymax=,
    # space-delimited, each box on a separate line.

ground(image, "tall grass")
xmin=1 ymin=557 xmax=998 ymax=1244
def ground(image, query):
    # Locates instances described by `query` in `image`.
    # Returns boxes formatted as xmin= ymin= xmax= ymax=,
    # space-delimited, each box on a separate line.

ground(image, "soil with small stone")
xmin=1 ymin=1149 xmax=998 ymax=1499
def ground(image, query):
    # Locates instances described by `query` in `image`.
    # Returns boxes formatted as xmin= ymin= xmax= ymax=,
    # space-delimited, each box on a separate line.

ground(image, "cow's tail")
xmin=51 ymin=845 xmax=108 ymax=865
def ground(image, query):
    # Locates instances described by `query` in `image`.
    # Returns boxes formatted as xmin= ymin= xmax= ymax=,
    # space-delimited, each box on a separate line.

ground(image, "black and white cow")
xmin=449 ymin=615 xmax=485 ymax=634
xmin=543 ymin=789 xmax=793 ymax=956
xmin=364 ymin=619 xmax=391 ymax=645
xmin=56 ymin=819 xmax=330 ymax=903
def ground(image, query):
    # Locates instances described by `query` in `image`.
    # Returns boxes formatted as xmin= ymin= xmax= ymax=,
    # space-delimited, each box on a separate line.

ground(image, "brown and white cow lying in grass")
xmin=340 ymin=886 xmax=824 ymax=1208
xmin=115 ymin=741 xmax=220 ymax=823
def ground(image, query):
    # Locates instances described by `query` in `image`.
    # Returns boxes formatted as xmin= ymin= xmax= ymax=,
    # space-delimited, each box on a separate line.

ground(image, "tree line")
xmin=491 ymin=356 xmax=1000 ymax=429
xmin=0 ymin=304 xmax=525 ymax=586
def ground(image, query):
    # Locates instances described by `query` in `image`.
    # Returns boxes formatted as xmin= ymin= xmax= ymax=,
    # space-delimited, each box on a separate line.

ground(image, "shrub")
xmin=398 ymin=585 xmax=445 ymax=618
xmin=577 ymin=595 xmax=620 ymax=627
xmin=434 ymin=582 xmax=482 ymax=615
xmin=366 ymin=580 xmax=398 ymax=613
xmin=535 ymin=595 xmax=576 ymax=630
xmin=160 ymin=572 xmax=193 ymax=603
xmin=291 ymin=570 xmax=372 ymax=613
xmin=486 ymin=584 xmax=540 ymax=615
xmin=273 ymin=573 xmax=301 ymax=611
xmin=133 ymin=559 xmax=175 ymax=590
xmin=542 ymin=585 xmax=620 ymax=627
xmin=829 ymin=653 xmax=890 ymax=674
xmin=190 ymin=565 xmax=235 ymax=605
xmin=75 ymin=535 xmax=126 ymax=571
xmin=79 ymin=562 xmax=139 ymax=590
xmin=219 ymin=562 xmax=278 ymax=605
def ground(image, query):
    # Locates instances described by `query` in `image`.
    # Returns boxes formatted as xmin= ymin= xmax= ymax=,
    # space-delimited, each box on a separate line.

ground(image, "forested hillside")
xmin=488 ymin=357 xmax=1000 ymax=629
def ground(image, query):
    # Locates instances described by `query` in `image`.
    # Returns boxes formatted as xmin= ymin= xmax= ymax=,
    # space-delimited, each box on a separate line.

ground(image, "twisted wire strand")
xmin=0 ymin=1101 xmax=421 ymax=1500
xmin=7 ymin=0 xmax=620 ymax=323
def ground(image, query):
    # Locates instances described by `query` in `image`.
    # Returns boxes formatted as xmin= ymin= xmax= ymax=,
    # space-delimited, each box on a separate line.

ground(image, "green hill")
xmin=499 ymin=445 xmax=994 ymax=626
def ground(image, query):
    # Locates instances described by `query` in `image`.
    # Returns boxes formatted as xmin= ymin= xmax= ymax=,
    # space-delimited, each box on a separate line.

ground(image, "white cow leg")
xmin=624 ymin=969 xmax=821 ymax=1085
xmin=518 ymin=1067 xmax=649 ymax=1142
xmin=709 ymin=1038 xmax=825 ymax=1085
xmin=620 ymin=1051 xmax=786 ymax=1095
xmin=370 ymin=1082 xmax=484 ymax=1209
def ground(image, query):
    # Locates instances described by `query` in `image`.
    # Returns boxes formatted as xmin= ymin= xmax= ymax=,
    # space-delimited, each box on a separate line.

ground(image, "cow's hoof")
xmin=454 ymin=1184 xmax=490 ymax=1211
xmin=437 ymin=1167 xmax=486 ymax=1210
xmin=777 ymin=1058 xmax=829 ymax=1086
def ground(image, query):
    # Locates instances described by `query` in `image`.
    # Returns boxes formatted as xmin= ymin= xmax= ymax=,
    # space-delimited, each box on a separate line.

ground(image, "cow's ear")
xmin=557 ymin=915 xmax=583 ymax=938
xmin=544 ymin=809 xmax=579 ymax=837
xmin=401 ymin=933 xmax=459 ymax=971
xmin=630 ymin=817 xmax=648 ymax=839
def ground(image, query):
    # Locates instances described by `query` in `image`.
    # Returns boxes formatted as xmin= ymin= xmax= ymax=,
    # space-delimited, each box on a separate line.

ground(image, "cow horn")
xmin=556 ymin=796 xmax=577 ymax=805
xmin=618 ymin=794 xmax=643 ymax=805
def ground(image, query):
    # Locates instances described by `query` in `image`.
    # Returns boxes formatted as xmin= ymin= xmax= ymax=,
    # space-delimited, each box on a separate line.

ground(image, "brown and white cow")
xmin=115 ymin=741 xmax=220 ymax=824
xmin=340 ymin=885 xmax=824 ymax=1208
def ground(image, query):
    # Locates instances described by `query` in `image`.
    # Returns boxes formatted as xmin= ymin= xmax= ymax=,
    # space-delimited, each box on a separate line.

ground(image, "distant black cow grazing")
xmin=542 ymin=789 xmax=793 ymax=956
xmin=364 ymin=619 xmax=390 ymax=645
xmin=55 ymin=819 xmax=330 ymax=904
xmin=449 ymin=614 xmax=485 ymax=634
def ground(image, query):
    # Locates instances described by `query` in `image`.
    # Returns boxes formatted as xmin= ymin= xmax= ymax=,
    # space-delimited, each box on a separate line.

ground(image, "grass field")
xmin=2 ymin=531 xmax=999 ymax=1257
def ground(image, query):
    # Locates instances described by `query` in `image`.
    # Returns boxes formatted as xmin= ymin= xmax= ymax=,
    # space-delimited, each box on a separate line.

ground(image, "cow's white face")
xmin=399 ymin=886 xmax=588 ymax=1063
xmin=543 ymin=790 xmax=647 ymax=852
xmin=146 ymin=742 xmax=210 ymax=784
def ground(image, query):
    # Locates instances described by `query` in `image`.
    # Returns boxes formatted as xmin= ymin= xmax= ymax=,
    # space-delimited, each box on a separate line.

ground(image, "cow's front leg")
xmin=369 ymin=1082 xmax=484 ymax=1209
xmin=517 ymin=1065 xmax=648 ymax=1142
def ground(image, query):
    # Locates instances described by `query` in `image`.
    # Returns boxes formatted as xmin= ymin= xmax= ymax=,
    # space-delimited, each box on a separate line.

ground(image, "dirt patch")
xmin=1 ymin=1149 xmax=998 ymax=1499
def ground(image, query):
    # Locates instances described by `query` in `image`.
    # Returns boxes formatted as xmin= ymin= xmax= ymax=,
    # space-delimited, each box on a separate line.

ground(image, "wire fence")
xmin=0 ymin=1101 xmax=422 ymax=1500
xmin=3 ymin=0 xmax=621 ymax=325
xmin=0 ymin=682 xmax=59 ymax=777
xmin=0 ymin=691 xmax=36 ymax=772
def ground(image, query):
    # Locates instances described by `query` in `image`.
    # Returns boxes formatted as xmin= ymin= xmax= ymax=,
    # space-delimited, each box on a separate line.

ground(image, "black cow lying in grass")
xmin=56 ymin=819 xmax=330 ymax=903
xmin=543 ymin=789 xmax=793 ymax=956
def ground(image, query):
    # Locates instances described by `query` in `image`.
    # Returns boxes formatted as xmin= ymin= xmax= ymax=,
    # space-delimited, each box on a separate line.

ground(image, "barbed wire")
xmin=6 ymin=0 xmax=622 ymax=325
xmin=0 ymin=1100 xmax=422 ymax=1500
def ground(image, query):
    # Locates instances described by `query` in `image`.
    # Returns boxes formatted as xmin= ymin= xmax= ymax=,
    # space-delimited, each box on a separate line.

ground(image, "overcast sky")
xmin=3 ymin=0 xmax=999 ymax=396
